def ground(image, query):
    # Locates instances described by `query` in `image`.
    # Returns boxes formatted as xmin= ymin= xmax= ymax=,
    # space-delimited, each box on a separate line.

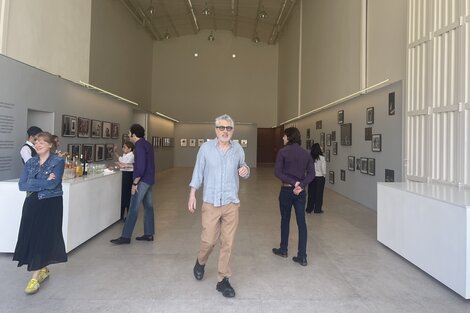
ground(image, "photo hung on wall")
xmin=356 ymin=158 xmax=361 ymax=171
xmin=332 ymin=142 xmax=338 ymax=155
xmin=77 ymin=117 xmax=90 ymax=138
xmin=180 ymin=138 xmax=187 ymax=147
xmin=340 ymin=123 xmax=352 ymax=146
xmin=320 ymin=132 xmax=325 ymax=148
xmin=371 ymin=134 xmax=382 ymax=152
xmin=326 ymin=134 xmax=331 ymax=146
xmin=316 ymin=120 xmax=322 ymax=129
xmin=338 ymin=110 xmax=344 ymax=124
xmin=82 ymin=144 xmax=94 ymax=163
xmin=306 ymin=128 xmax=310 ymax=139
xmin=240 ymin=139 xmax=248 ymax=148
xmin=325 ymin=149 xmax=330 ymax=162
xmin=122 ymin=133 xmax=130 ymax=146
xmin=62 ymin=115 xmax=77 ymax=137
xmin=105 ymin=144 xmax=114 ymax=160
xmin=189 ymin=139 xmax=196 ymax=147
xmin=366 ymin=107 xmax=374 ymax=124
xmin=367 ymin=158 xmax=376 ymax=176
xmin=365 ymin=127 xmax=372 ymax=141
xmin=95 ymin=144 xmax=105 ymax=162
xmin=91 ymin=120 xmax=102 ymax=138
xmin=111 ymin=123 xmax=119 ymax=139
xmin=152 ymin=136 xmax=158 ymax=147
xmin=329 ymin=171 xmax=335 ymax=184
xmin=388 ymin=92 xmax=395 ymax=115
xmin=306 ymin=139 xmax=312 ymax=150
xmin=360 ymin=157 xmax=368 ymax=174
xmin=331 ymin=131 xmax=336 ymax=141
xmin=348 ymin=156 xmax=355 ymax=171
xmin=68 ymin=144 xmax=80 ymax=157
xmin=340 ymin=169 xmax=346 ymax=181
xmin=102 ymin=121 xmax=111 ymax=139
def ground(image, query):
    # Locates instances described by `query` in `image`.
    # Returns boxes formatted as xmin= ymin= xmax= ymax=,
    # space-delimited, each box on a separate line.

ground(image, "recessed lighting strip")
xmin=79 ymin=81 xmax=139 ymax=106
xmin=155 ymin=111 xmax=179 ymax=123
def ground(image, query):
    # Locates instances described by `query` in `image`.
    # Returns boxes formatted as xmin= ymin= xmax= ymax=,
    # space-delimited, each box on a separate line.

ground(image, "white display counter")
xmin=377 ymin=182 xmax=470 ymax=299
xmin=0 ymin=171 xmax=121 ymax=253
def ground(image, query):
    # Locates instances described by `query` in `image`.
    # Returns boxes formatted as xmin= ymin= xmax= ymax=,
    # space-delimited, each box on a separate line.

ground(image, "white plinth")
xmin=377 ymin=182 xmax=470 ymax=299
xmin=0 ymin=171 xmax=121 ymax=253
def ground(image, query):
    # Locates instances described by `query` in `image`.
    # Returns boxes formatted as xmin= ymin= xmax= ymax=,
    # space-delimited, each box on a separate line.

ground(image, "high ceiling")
xmin=120 ymin=0 xmax=297 ymax=44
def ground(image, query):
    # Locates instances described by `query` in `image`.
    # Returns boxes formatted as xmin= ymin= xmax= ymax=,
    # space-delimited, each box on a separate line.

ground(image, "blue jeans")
xmin=122 ymin=182 xmax=155 ymax=239
xmin=278 ymin=187 xmax=307 ymax=258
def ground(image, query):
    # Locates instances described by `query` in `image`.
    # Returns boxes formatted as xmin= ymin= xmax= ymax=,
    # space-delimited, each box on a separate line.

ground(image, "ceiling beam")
xmin=184 ymin=0 xmax=200 ymax=34
xmin=268 ymin=0 xmax=289 ymax=44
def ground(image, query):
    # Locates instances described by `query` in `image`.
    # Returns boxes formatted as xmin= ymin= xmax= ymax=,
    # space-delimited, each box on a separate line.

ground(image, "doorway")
xmin=257 ymin=126 xmax=284 ymax=166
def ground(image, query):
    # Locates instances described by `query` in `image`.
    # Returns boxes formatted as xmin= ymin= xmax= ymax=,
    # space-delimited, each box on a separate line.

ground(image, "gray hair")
xmin=215 ymin=114 xmax=234 ymax=127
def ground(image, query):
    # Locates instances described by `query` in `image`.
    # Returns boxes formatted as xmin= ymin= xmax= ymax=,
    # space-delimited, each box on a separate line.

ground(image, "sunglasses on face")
xmin=215 ymin=126 xmax=233 ymax=131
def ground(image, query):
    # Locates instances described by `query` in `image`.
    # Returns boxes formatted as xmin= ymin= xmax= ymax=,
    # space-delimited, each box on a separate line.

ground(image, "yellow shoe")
xmin=37 ymin=268 xmax=49 ymax=283
xmin=25 ymin=278 xmax=40 ymax=294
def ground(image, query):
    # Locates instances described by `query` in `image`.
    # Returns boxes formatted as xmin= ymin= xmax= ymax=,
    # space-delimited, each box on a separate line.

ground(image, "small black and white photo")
xmin=329 ymin=171 xmax=335 ymax=184
xmin=102 ymin=121 xmax=111 ymax=139
xmin=360 ymin=157 xmax=368 ymax=174
xmin=367 ymin=158 xmax=376 ymax=176
xmin=385 ymin=169 xmax=395 ymax=182
xmin=338 ymin=110 xmax=344 ymax=124
xmin=372 ymin=134 xmax=382 ymax=152
xmin=77 ymin=117 xmax=90 ymax=137
xmin=388 ymin=92 xmax=395 ymax=115
xmin=340 ymin=169 xmax=346 ymax=181
xmin=326 ymin=134 xmax=331 ymax=146
xmin=366 ymin=107 xmax=374 ymax=124
xmin=91 ymin=120 xmax=102 ymax=138
xmin=348 ymin=156 xmax=355 ymax=171
xmin=62 ymin=115 xmax=77 ymax=137
xmin=325 ymin=149 xmax=330 ymax=162
xmin=332 ymin=142 xmax=338 ymax=155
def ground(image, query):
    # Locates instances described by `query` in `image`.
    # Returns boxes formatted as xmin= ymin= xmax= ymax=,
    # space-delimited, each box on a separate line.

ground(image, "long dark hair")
xmin=284 ymin=127 xmax=301 ymax=145
xmin=311 ymin=143 xmax=323 ymax=161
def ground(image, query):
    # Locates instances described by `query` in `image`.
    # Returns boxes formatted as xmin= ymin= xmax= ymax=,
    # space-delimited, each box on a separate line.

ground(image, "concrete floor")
xmin=1 ymin=167 xmax=469 ymax=312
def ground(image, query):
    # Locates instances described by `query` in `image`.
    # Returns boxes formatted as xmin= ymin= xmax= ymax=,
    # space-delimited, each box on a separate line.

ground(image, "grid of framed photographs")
xmin=62 ymin=115 xmax=120 ymax=139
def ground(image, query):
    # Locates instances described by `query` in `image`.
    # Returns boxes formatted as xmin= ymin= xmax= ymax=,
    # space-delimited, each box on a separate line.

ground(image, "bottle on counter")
xmin=80 ymin=154 xmax=88 ymax=175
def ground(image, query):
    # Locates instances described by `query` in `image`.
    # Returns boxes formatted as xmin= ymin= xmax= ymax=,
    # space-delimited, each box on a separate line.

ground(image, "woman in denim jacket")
xmin=13 ymin=132 xmax=67 ymax=295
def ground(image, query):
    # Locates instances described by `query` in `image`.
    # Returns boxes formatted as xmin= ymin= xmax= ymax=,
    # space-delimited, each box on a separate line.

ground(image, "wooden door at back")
xmin=257 ymin=126 xmax=284 ymax=165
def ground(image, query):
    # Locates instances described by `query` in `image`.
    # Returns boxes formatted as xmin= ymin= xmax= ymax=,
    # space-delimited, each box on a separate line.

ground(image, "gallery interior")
xmin=0 ymin=0 xmax=469 ymax=312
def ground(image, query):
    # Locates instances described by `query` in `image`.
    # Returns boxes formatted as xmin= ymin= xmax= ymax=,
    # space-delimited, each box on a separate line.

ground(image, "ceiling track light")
xmin=252 ymin=35 xmax=260 ymax=43
xmin=208 ymin=30 xmax=215 ymax=41
xmin=148 ymin=0 xmax=155 ymax=15
xmin=257 ymin=6 xmax=268 ymax=19
xmin=201 ymin=2 xmax=211 ymax=15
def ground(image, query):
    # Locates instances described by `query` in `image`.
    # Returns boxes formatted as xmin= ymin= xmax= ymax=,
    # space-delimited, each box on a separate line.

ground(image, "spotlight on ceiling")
xmin=257 ymin=6 xmax=268 ymax=19
xmin=201 ymin=2 xmax=211 ymax=16
xmin=252 ymin=35 xmax=260 ymax=43
xmin=148 ymin=0 xmax=155 ymax=15
xmin=208 ymin=31 xmax=215 ymax=41
xmin=164 ymin=32 xmax=171 ymax=40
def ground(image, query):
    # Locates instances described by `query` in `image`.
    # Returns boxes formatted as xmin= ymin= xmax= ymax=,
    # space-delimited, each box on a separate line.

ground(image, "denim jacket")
xmin=19 ymin=154 xmax=65 ymax=200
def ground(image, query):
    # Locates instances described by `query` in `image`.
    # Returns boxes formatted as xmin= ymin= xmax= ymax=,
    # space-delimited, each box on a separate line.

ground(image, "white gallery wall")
xmin=152 ymin=30 xmax=278 ymax=128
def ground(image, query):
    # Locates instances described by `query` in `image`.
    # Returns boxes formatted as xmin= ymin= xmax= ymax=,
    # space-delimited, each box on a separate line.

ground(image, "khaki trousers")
xmin=197 ymin=202 xmax=240 ymax=281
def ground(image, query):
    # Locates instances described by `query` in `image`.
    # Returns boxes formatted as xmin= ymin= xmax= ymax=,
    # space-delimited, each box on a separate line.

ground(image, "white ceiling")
xmin=120 ymin=0 xmax=297 ymax=44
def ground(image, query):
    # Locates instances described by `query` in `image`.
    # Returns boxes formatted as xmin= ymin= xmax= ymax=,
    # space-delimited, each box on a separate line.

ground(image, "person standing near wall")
xmin=20 ymin=126 xmax=42 ymax=164
xmin=14 ymin=132 xmax=67 ymax=294
xmin=273 ymin=127 xmax=315 ymax=266
xmin=188 ymin=114 xmax=250 ymax=298
xmin=110 ymin=124 xmax=155 ymax=244
xmin=114 ymin=141 xmax=135 ymax=221
xmin=306 ymin=143 xmax=326 ymax=214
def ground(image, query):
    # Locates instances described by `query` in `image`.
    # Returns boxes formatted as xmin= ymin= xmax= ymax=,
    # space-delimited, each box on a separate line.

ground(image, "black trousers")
xmin=121 ymin=171 xmax=133 ymax=219
xmin=306 ymin=176 xmax=325 ymax=213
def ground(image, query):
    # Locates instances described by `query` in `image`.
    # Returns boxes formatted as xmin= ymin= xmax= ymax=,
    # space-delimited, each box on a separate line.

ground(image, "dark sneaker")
xmin=135 ymin=235 xmax=154 ymax=241
xmin=272 ymin=248 xmax=288 ymax=258
xmin=110 ymin=237 xmax=130 ymax=245
xmin=193 ymin=259 xmax=205 ymax=281
xmin=216 ymin=277 xmax=236 ymax=298
xmin=292 ymin=256 xmax=308 ymax=266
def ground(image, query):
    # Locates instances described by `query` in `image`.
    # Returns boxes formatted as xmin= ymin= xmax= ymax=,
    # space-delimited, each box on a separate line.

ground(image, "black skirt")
xmin=13 ymin=193 xmax=67 ymax=271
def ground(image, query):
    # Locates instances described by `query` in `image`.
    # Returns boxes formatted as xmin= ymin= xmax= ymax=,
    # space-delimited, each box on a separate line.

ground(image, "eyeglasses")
xmin=215 ymin=126 xmax=233 ymax=131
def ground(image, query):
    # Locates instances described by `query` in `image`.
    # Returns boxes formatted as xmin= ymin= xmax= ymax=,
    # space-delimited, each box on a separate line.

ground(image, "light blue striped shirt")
xmin=189 ymin=139 xmax=250 ymax=207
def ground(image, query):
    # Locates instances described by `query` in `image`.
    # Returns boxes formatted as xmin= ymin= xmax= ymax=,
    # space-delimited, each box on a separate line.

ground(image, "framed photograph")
xmin=329 ymin=171 xmax=335 ymax=184
xmin=366 ymin=107 xmax=374 ymax=124
xmin=152 ymin=136 xmax=157 ymax=147
xmin=331 ymin=131 xmax=336 ymax=141
xmin=340 ymin=169 xmax=346 ymax=181
xmin=111 ymin=123 xmax=119 ymax=139
xmin=62 ymin=115 xmax=77 ymax=137
xmin=356 ymin=158 xmax=361 ymax=171
xmin=102 ymin=121 xmax=111 ymax=139
xmin=360 ymin=157 xmax=368 ymax=174
xmin=372 ymin=134 xmax=382 ymax=152
xmin=340 ymin=123 xmax=352 ymax=146
xmin=189 ymin=139 xmax=196 ymax=147
xmin=158 ymin=137 xmax=164 ymax=147
xmin=198 ymin=139 xmax=205 ymax=147
xmin=385 ymin=169 xmax=395 ymax=182
xmin=105 ymin=144 xmax=114 ymax=160
xmin=326 ymin=134 xmax=331 ymax=146
xmin=332 ymin=142 xmax=338 ymax=155
xmin=320 ymin=132 xmax=325 ymax=148
xmin=348 ymin=156 xmax=355 ymax=171
xmin=388 ymin=92 xmax=395 ymax=115
xmin=306 ymin=139 xmax=312 ymax=150
xmin=367 ymin=158 xmax=376 ymax=176
xmin=240 ymin=139 xmax=248 ymax=148
xmin=122 ymin=133 xmax=130 ymax=146
xmin=306 ymin=128 xmax=310 ymax=139
xmin=316 ymin=120 xmax=322 ymax=129
xmin=325 ymin=149 xmax=330 ymax=162
xmin=68 ymin=144 xmax=80 ymax=157
xmin=95 ymin=144 xmax=105 ymax=162
xmin=338 ymin=110 xmax=344 ymax=124
xmin=365 ymin=127 xmax=372 ymax=141
xmin=77 ymin=117 xmax=90 ymax=137
xmin=82 ymin=144 xmax=94 ymax=163
xmin=164 ymin=137 xmax=170 ymax=147
xmin=180 ymin=139 xmax=187 ymax=147
xmin=91 ymin=120 xmax=102 ymax=138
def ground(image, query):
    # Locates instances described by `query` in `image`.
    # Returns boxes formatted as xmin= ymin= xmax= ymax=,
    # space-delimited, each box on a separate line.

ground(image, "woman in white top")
xmin=114 ymin=141 xmax=134 ymax=220
xmin=306 ymin=143 xmax=326 ymax=214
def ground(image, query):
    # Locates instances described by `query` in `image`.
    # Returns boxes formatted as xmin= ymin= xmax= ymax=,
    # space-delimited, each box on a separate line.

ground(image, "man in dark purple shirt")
xmin=111 ymin=124 xmax=155 ymax=244
xmin=273 ymin=127 xmax=315 ymax=266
